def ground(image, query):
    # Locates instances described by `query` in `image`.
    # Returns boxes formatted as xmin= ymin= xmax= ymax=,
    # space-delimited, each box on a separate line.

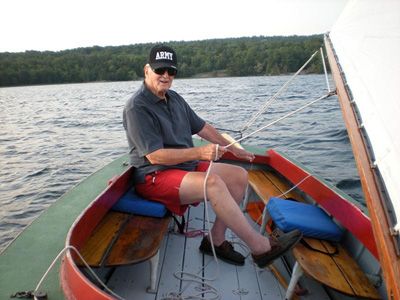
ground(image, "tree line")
xmin=0 ymin=35 xmax=325 ymax=87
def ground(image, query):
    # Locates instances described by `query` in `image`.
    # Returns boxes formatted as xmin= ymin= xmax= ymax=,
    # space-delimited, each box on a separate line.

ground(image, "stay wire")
xmin=320 ymin=47 xmax=332 ymax=93
xmin=33 ymin=245 xmax=125 ymax=300
xmin=226 ymin=92 xmax=335 ymax=149
xmin=163 ymin=146 xmax=222 ymax=300
xmin=241 ymin=50 xmax=319 ymax=132
xmin=252 ymin=174 xmax=312 ymax=226
xmin=274 ymin=174 xmax=312 ymax=199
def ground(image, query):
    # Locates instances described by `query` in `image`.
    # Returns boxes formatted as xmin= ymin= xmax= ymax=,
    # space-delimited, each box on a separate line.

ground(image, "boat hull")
xmin=61 ymin=167 xmax=133 ymax=299
xmin=59 ymin=147 xmax=381 ymax=299
xmin=61 ymin=255 xmax=114 ymax=300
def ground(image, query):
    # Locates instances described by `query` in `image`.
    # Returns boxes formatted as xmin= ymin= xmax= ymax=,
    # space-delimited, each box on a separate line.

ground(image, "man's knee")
xmin=232 ymin=166 xmax=248 ymax=185
xmin=205 ymin=173 xmax=224 ymax=187
xmin=239 ymin=166 xmax=248 ymax=181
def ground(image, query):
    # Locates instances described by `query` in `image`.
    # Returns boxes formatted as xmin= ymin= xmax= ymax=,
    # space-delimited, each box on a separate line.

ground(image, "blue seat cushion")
xmin=266 ymin=197 xmax=343 ymax=242
xmin=112 ymin=188 xmax=168 ymax=218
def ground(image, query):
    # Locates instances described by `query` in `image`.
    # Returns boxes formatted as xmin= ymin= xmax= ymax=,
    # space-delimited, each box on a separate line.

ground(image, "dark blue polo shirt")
xmin=123 ymin=83 xmax=206 ymax=183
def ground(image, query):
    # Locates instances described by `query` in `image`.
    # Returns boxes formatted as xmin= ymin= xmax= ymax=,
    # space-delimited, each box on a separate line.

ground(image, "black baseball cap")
xmin=148 ymin=45 xmax=178 ymax=70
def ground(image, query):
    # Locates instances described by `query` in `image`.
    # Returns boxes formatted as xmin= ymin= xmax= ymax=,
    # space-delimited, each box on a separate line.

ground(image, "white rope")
xmin=241 ymin=50 xmax=319 ymax=132
xmin=274 ymin=174 xmax=312 ymax=199
xmin=162 ymin=252 xmax=222 ymax=299
xmin=214 ymin=144 xmax=219 ymax=161
xmin=163 ymin=267 xmax=220 ymax=300
xmin=203 ymin=146 xmax=221 ymax=280
xmin=320 ymin=47 xmax=331 ymax=92
xmin=227 ymin=92 xmax=334 ymax=149
xmin=163 ymin=145 xmax=222 ymax=300
xmin=34 ymin=245 xmax=125 ymax=300
xmin=250 ymin=174 xmax=312 ymax=226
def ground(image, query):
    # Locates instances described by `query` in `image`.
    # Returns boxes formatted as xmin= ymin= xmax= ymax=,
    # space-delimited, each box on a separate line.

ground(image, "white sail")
xmin=330 ymin=0 xmax=400 ymax=232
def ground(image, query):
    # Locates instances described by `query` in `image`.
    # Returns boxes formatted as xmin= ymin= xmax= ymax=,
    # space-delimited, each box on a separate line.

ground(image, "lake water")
xmin=0 ymin=75 xmax=363 ymax=253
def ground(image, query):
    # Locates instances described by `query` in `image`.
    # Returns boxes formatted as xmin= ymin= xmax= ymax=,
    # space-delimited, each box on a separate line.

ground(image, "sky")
xmin=1 ymin=0 xmax=349 ymax=53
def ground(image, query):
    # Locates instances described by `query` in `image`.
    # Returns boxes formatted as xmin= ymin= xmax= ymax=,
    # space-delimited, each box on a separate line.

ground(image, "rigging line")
xmin=172 ymin=261 xmax=221 ymax=299
xmin=226 ymin=92 xmax=335 ymax=148
xmin=240 ymin=50 xmax=319 ymax=132
xmin=214 ymin=127 xmax=243 ymax=139
xmin=274 ymin=174 xmax=312 ymax=199
xmin=34 ymin=245 xmax=125 ymax=300
xmin=320 ymin=47 xmax=331 ymax=92
xmin=169 ymin=147 xmax=222 ymax=300
xmin=200 ymin=147 xmax=220 ymax=280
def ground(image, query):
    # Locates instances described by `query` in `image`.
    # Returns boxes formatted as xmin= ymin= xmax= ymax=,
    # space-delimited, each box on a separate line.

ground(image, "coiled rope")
xmin=162 ymin=147 xmax=222 ymax=300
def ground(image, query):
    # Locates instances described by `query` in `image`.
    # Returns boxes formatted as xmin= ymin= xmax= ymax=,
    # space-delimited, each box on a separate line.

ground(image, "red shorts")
xmin=135 ymin=161 xmax=210 ymax=216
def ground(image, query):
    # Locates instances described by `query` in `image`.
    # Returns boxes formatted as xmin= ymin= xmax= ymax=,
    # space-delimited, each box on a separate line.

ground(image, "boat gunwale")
xmin=268 ymin=148 xmax=378 ymax=258
xmin=61 ymin=166 xmax=134 ymax=299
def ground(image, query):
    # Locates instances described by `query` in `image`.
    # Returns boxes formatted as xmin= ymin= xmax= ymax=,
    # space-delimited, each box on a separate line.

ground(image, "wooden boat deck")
xmin=99 ymin=202 xmax=332 ymax=300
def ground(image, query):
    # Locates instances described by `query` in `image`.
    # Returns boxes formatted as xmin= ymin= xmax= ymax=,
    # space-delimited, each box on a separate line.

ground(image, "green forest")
xmin=0 ymin=35 xmax=325 ymax=87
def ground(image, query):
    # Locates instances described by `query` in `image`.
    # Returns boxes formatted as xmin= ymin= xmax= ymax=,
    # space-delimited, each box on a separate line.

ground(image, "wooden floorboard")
xmin=107 ymin=202 xmax=288 ymax=299
xmin=157 ymin=231 xmax=185 ymax=298
xmin=245 ymin=205 xmax=287 ymax=300
xmin=179 ymin=207 xmax=207 ymax=298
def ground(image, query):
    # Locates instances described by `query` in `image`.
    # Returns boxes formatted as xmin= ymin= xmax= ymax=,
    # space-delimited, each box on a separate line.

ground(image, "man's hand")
xmin=199 ymin=143 xmax=227 ymax=161
xmin=227 ymin=146 xmax=255 ymax=162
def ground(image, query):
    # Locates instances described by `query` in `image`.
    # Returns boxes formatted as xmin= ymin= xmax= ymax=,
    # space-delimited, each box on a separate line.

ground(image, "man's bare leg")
xmin=179 ymin=165 xmax=271 ymax=255
xmin=199 ymin=163 xmax=249 ymax=245
xmin=208 ymin=163 xmax=248 ymax=203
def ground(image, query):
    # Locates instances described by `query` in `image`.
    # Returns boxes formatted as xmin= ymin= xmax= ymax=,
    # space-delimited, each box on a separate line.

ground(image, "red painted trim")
xmin=68 ymin=167 xmax=133 ymax=250
xmin=60 ymin=167 xmax=134 ymax=299
xmin=61 ymin=253 xmax=114 ymax=300
xmin=267 ymin=149 xmax=379 ymax=259
xmin=221 ymin=150 xmax=270 ymax=165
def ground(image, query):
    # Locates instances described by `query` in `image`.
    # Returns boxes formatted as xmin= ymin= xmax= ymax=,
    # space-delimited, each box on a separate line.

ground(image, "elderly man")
xmin=123 ymin=44 xmax=302 ymax=267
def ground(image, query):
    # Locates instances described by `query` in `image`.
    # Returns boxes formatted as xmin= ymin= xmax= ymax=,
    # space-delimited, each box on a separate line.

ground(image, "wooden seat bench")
xmin=78 ymin=210 xmax=171 ymax=293
xmin=246 ymin=169 xmax=380 ymax=300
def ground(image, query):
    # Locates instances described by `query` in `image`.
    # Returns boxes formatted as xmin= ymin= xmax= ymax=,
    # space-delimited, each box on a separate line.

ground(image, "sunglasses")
xmin=152 ymin=67 xmax=177 ymax=76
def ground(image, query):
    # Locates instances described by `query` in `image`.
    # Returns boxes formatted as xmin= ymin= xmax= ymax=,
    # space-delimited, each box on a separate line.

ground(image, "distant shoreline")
xmin=0 ymin=72 xmax=324 ymax=89
xmin=0 ymin=35 xmax=324 ymax=87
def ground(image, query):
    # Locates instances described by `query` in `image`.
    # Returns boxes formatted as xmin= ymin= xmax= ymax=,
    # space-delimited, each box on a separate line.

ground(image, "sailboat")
xmin=0 ymin=0 xmax=398 ymax=299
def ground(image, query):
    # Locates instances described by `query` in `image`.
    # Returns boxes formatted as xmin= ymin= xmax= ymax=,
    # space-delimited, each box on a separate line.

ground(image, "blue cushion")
xmin=112 ymin=188 xmax=168 ymax=218
xmin=266 ymin=197 xmax=343 ymax=242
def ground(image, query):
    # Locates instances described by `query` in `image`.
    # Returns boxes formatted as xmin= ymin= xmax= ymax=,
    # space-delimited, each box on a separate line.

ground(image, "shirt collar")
xmin=141 ymin=82 xmax=170 ymax=104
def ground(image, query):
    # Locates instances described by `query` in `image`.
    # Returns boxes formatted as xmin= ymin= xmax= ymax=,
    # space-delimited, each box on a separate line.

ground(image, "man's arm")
xmin=146 ymin=123 xmax=254 ymax=165
xmin=198 ymin=123 xmax=255 ymax=162
xmin=146 ymin=142 xmax=223 ymax=165
xmin=197 ymin=123 xmax=231 ymax=146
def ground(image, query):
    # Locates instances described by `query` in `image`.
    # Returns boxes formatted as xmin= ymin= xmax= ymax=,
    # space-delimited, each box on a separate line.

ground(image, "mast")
xmin=324 ymin=34 xmax=400 ymax=299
